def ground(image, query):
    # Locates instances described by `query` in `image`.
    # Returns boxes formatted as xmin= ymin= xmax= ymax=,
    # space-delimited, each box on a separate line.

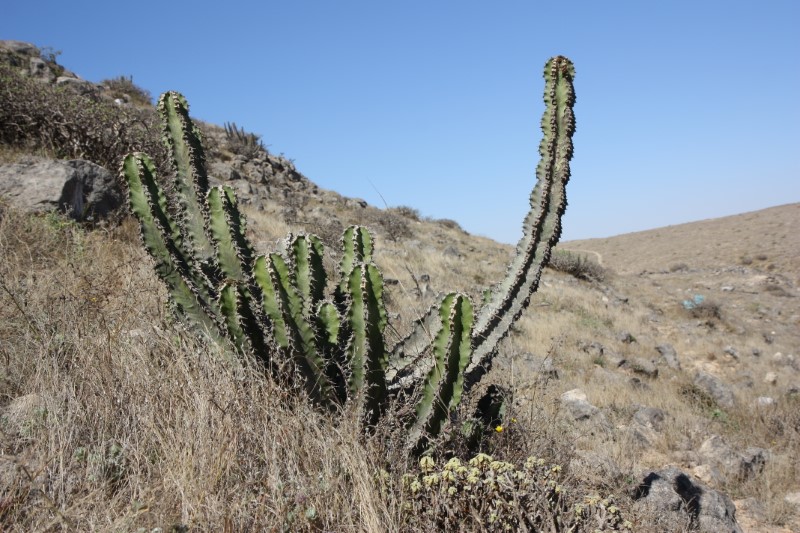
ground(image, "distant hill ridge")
xmin=561 ymin=203 xmax=799 ymax=280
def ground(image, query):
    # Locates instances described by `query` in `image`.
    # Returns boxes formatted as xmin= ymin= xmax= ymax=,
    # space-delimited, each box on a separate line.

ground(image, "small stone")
xmin=560 ymin=389 xmax=603 ymax=422
xmin=785 ymin=492 xmax=800 ymax=507
xmin=692 ymin=464 xmax=723 ymax=485
xmin=579 ymin=341 xmax=604 ymax=358
xmin=723 ymin=346 xmax=739 ymax=359
xmin=763 ymin=372 xmax=778 ymax=385
xmin=633 ymin=406 xmax=667 ymax=431
xmin=755 ymin=396 xmax=775 ymax=407
xmin=655 ymin=343 xmax=681 ymax=370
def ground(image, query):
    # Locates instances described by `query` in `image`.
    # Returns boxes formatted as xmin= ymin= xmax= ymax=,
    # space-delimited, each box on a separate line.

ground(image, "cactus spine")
xmin=122 ymin=56 xmax=576 ymax=454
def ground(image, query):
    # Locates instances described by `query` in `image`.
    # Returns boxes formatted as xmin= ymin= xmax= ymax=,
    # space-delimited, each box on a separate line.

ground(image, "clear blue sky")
xmin=4 ymin=1 xmax=799 ymax=243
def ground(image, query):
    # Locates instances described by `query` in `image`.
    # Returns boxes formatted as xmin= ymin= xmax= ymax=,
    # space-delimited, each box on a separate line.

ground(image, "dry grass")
xmin=0 ymin=206 xmax=635 ymax=531
xmin=0 ymin=208 xmax=404 ymax=531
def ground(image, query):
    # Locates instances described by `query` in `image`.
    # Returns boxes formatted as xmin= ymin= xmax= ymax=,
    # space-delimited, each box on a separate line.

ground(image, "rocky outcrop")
xmin=0 ymin=157 xmax=122 ymax=220
xmin=633 ymin=466 xmax=742 ymax=533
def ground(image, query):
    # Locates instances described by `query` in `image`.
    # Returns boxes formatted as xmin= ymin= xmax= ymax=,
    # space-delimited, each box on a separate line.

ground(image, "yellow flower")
xmin=495 ymin=425 xmax=504 ymax=432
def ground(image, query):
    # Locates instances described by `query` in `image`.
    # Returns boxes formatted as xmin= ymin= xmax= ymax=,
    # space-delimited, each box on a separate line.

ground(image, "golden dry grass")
xmin=2 ymin=193 xmax=798 ymax=531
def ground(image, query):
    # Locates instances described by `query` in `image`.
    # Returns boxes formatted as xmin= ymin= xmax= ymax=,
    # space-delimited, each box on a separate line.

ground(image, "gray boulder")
xmin=694 ymin=371 xmax=736 ymax=408
xmin=627 ymin=357 xmax=659 ymax=378
xmin=698 ymin=435 xmax=768 ymax=483
xmin=0 ymin=40 xmax=39 ymax=56
xmin=28 ymin=56 xmax=55 ymax=82
xmin=56 ymin=76 xmax=97 ymax=95
xmin=656 ymin=343 xmax=681 ymax=370
xmin=0 ymin=158 xmax=123 ymax=220
xmin=560 ymin=388 xmax=607 ymax=425
xmin=633 ymin=466 xmax=742 ymax=533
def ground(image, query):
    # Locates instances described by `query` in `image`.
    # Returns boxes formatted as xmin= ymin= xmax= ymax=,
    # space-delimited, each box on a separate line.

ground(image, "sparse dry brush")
xmin=548 ymin=249 xmax=607 ymax=282
xmin=0 ymin=64 xmax=166 ymax=171
xmin=0 ymin=208 xmax=402 ymax=531
xmin=0 ymin=213 xmax=628 ymax=531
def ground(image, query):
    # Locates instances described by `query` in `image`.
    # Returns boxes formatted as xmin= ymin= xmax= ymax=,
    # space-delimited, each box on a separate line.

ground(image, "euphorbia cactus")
xmin=122 ymin=56 xmax=577 ymax=454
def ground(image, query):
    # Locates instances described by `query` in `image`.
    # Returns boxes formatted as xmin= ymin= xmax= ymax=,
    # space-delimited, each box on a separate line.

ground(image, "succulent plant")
xmin=121 ymin=56 xmax=577 ymax=454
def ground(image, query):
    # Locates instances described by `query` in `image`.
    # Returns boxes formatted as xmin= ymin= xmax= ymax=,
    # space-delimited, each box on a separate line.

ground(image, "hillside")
xmin=1 ymin=42 xmax=799 ymax=532
xmin=561 ymin=203 xmax=800 ymax=281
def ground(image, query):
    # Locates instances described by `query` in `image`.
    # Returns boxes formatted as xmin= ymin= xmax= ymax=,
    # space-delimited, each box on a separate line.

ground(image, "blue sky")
xmin=4 ymin=1 xmax=799 ymax=243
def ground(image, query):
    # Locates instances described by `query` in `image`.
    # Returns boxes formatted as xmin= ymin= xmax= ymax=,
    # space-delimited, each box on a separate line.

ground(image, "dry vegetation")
xmin=4 ymin=193 xmax=798 ymax=531
xmin=0 ymin=204 xmax=634 ymax=531
xmin=2 ymin=42 xmax=799 ymax=531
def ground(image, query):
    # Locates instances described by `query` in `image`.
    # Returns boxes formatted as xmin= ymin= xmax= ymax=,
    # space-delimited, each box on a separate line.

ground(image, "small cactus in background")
xmin=121 ymin=56 xmax=577 ymax=454
xmin=223 ymin=121 xmax=265 ymax=158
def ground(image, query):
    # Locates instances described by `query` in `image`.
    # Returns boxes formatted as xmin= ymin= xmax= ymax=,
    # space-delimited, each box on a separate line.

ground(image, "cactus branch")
xmin=466 ymin=56 xmax=575 ymax=388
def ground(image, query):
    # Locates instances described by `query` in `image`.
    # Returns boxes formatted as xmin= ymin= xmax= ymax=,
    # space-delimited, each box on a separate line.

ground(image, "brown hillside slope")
xmin=561 ymin=203 xmax=799 ymax=282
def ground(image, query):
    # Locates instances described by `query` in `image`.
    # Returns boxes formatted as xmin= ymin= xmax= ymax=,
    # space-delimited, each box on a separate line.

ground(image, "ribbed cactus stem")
xmin=408 ymin=293 xmax=473 ymax=454
xmin=466 ymin=56 xmax=575 ymax=387
xmin=122 ymin=152 xmax=223 ymax=342
xmin=158 ymin=92 xmax=215 ymax=266
xmin=387 ymin=56 xmax=576 ymax=396
xmin=123 ymin=54 xmax=577 ymax=457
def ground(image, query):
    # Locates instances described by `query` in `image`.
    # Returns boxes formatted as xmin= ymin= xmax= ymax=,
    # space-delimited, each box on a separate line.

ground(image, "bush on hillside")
xmin=547 ymin=250 xmax=607 ymax=282
xmin=100 ymin=74 xmax=153 ymax=107
xmin=0 ymin=64 xmax=165 ymax=172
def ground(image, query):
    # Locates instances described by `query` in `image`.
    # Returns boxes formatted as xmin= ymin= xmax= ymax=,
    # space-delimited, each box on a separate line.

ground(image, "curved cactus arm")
xmin=253 ymin=255 xmax=291 ymax=349
xmin=316 ymin=300 xmax=347 ymax=403
xmin=467 ymin=56 xmax=575 ymax=389
xmin=122 ymin=153 xmax=223 ymax=341
xmin=337 ymin=226 xmax=373 ymax=297
xmin=344 ymin=263 xmax=389 ymax=425
xmin=290 ymin=234 xmax=327 ymax=316
xmin=408 ymin=293 xmax=473 ymax=454
xmin=158 ymin=91 xmax=215 ymax=266
xmin=207 ymin=186 xmax=244 ymax=282
xmin=386 ymin=302 xmax=444 ymax=390
xmin=270 ymin=253 xmax=335 ymax=405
